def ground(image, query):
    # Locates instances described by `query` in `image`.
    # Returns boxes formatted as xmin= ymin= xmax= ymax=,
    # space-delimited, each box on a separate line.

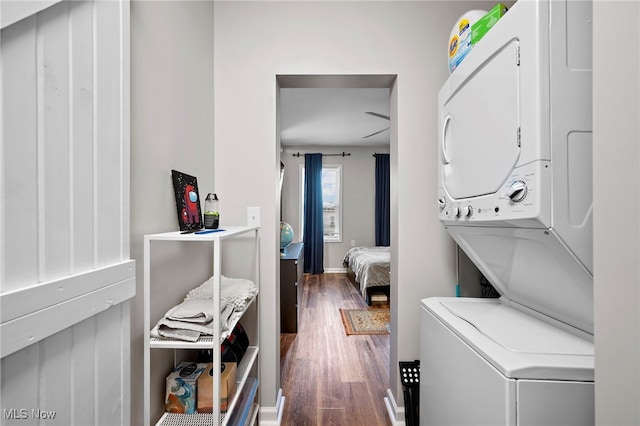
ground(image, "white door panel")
xmin=1 ymin=1 xmax=132 ymax=424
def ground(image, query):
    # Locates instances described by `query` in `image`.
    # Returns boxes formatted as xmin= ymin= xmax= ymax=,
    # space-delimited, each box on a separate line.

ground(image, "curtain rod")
xmin=372 ymin=153 xmax=389 ymax=157
xmin=292 ymin=151 xmax=351 ymax=158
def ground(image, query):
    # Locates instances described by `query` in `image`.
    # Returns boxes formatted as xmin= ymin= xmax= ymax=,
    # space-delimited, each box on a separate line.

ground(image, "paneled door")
xmin=1 ymin=1 xmax=134 ymax=424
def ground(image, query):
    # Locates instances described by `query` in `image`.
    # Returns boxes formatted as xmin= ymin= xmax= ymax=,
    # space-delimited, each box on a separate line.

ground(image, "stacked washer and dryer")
xmin=421 ymin=0 xmax=594 ymax=425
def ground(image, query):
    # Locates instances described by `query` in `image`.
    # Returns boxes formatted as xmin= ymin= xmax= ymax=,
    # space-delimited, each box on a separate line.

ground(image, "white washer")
xmin=421 ymin=298 xmax=593 ymax=426
xmin=422 ymin=0 xmax=594 ymax=424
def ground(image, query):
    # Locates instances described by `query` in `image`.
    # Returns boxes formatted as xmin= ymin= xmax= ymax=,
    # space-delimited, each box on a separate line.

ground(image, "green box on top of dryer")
xmin=471 ymin=4 xmax=508 ymax=46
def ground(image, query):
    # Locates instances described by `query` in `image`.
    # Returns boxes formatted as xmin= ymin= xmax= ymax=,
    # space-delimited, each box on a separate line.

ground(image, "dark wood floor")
xmin=280 ymin=273 xmax=391 ymax=426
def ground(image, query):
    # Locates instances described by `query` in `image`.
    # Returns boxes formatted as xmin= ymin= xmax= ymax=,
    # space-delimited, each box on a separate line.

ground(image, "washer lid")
xmin=447 ymin=226 xmax=594 ymax=334
xmin=422 ymin=297 xmax=594 ymax=381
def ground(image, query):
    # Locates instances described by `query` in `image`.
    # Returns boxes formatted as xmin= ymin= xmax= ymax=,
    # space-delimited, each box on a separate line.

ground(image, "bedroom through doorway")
xmin=276 ymin=74 xmax=397 ymax=423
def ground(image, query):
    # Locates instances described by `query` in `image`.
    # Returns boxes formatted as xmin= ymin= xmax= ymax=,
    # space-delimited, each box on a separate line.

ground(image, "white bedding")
xmin=343 ymin=246 xmax=390 ymax=298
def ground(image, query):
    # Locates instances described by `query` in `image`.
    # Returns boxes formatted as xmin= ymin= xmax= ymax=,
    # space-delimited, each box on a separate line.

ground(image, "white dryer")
xmin=422 ymin=0 xmax=594 ymax=424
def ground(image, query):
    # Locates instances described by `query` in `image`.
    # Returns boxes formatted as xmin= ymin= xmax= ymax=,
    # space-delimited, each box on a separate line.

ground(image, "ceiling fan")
xmin=363 ymin=111 xmax=390 ymax=139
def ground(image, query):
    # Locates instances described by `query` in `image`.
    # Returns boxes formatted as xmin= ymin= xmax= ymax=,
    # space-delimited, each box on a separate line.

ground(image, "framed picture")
xmin=171 ymin=170 xmax=203 ymax=232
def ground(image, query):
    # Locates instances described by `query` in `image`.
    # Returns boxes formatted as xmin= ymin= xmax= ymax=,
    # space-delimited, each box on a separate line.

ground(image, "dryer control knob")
xmin=438 ymin=197 xmax=446 ymax=209
xmin=452 ymin=206 xmax=460 ymax=218
xmin=507 ymin=181 xmax=527 ymax=203
xmin=461 ymin=205 xmax=472 ymax=217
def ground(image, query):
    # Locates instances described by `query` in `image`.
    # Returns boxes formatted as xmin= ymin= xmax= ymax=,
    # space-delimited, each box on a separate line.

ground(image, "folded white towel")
xmin=151 ymin=275 xmax=256 ymax=343
xmin=151 ymin=318 xmax=213 ymax=342
xmin=151 ymin=324 xmax=201 ymax=342
xmin=221 ymin=276 xmax=258 ymax=311
xmin=186 ymin=275 xmax=258 ymax=312
xmin=151 ymin=303 xmax=235 ymax=342
xmin=220 ymin=303 xmax=235 ymax=333
xmin=165 ymin=298 xmax=214 ymax=324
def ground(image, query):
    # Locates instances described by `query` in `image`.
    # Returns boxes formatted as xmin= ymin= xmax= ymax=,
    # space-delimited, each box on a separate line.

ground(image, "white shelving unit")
xmin=144 ymin=226 xmax=260 ymax=426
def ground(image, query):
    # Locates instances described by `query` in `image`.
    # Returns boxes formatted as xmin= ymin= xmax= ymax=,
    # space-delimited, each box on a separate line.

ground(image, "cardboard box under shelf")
xmin=165 ymin=362 xmax=207 ymax=414
xmin=197 ymin=362 xmax=237 ymax=413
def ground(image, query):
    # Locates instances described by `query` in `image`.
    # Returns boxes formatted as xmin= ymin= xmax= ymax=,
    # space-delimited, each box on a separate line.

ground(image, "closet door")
xmin=1 ymin=1 xmax=134 ymax=424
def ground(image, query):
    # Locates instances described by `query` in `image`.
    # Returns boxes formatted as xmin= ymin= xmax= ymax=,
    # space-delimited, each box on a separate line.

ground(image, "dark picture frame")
xmin=171 ymin=170 xmax=203 ymax=232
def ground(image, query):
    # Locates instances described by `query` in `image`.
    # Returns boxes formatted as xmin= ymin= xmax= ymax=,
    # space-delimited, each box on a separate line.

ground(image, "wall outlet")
xmin=351 ymin=240 xmax=356 ymax=247
xmin=247 ymin=207 xmax=260 ymax=227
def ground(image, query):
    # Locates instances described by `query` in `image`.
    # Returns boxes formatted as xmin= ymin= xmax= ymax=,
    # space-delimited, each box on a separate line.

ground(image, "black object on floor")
xmin=399 ymin=360 xmax=420 ymax=426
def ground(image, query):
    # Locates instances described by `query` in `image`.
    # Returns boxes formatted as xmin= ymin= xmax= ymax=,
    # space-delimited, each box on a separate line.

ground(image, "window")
xmin=299 ymin=164 xmax=342 ymax=242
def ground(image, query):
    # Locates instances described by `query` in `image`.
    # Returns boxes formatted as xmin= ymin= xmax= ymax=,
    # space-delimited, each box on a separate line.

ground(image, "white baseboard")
xmin=261 ymin=387 xmax=400 ymax=425
xmin=384 ymin=388 xmax=406 ymax=426
xmin=259 ymin=388 xmax=285 ymax=425
xmin=323 ymin=268 xmax=347 ymax=273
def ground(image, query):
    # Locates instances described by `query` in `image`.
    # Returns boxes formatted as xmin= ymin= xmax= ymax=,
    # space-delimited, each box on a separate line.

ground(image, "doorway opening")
xmin=276 ymin=74 xmax=397 ymax=423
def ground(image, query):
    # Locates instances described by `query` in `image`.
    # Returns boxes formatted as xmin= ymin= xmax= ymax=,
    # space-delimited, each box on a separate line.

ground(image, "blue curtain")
xmin=303 ymin=153 xmax=324 ymax=274
xmin=375 ymin=153 xmax=391 ymax=246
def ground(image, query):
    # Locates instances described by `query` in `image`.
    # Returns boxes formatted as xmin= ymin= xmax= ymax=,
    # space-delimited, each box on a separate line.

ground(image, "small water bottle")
xmin=204 ymin=193 xmax=219 ymax=229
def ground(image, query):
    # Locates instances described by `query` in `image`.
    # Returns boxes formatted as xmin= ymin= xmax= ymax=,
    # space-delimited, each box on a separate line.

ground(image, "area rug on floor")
xmin=339 ymin=308 xmax=390 ymax=335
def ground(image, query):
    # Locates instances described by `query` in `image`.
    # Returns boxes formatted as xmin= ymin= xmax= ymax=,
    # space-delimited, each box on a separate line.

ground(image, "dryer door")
xmin=440 ymin=40 xmax=520 ymax=200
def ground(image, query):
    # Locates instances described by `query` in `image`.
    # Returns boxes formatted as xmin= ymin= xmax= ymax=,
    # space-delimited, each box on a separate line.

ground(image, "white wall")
xmin=129 ymin=1 xmax=215 ymax=423
xmin=593 ymin=1 xmax=640 ymax=424
xmin=130 ymin=2 xmax=640 ymax=424
xmin=8 ymin=1 xmax=637 ymax=424
xmin=213 ymin=1 xmax=500 ymax=416
xmin=281 ymin=145 xmax=390 ymax=270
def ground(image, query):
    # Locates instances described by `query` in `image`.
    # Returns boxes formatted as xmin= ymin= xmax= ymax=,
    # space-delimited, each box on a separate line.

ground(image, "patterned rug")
xmin=339 ymin=308 xmax=390 ymax=335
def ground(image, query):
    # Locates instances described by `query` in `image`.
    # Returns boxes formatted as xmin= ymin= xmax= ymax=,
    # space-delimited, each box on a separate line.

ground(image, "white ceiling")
xmin=279 ymin=88 xmax=391 ymax=147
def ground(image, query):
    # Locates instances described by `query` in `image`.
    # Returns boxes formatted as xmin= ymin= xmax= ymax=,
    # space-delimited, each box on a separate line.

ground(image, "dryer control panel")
xmin=438 ymin=161 xmax=551 ymax=228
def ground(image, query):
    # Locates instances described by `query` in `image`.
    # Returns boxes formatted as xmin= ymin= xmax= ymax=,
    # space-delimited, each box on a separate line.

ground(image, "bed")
xmin=342 ymin=246 xmax=391 ymax=305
